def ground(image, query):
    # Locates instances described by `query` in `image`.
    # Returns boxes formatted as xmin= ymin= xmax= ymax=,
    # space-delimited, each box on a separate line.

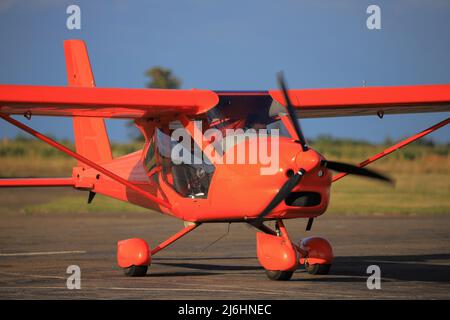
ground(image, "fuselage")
xmin=72 ymin=92 xmax=333 ymax=222
xmin=73 ymin=134 xmax=332 ymax=223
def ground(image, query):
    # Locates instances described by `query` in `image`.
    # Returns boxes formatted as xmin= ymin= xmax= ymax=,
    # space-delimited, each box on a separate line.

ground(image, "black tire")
xmin=265 ymin=270 xmax=294 ymax=281
xmin=123 ymin=265 xmax=148 ymax=277
xmin=305 ymin=262 xmax=331 ymax=275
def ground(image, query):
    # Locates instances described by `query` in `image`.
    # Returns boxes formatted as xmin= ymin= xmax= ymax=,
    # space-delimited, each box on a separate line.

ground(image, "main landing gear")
xmin=255 ymin=220 xmax=333 ymax=281
xmin=117 ymin=223 xmax=199 ymax=277
xmin=116 ymin=220 xmax=332 ymax=280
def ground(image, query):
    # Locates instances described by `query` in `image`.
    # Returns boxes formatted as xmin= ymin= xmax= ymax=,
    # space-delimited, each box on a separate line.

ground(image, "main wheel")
xmin=123 ymin=265 xmax=148 ymax=277
xmin=305 ymin=262 xmax=331 ymax=275
xmin=265 ymin=270 xmax=294 ymax=281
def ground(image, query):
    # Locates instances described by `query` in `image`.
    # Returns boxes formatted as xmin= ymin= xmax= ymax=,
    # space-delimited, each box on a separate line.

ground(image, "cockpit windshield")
xmin=205 ymin=93 xmax=290 ymax=137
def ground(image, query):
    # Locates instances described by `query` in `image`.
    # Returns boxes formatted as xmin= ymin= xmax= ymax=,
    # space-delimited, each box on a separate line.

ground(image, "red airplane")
xmin=0 ymin=40 xmax=449 ymax=280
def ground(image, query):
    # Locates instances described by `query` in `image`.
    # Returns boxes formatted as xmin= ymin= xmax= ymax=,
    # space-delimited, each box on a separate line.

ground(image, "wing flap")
xmin=0 ymin=85 xmax=219 ymax=119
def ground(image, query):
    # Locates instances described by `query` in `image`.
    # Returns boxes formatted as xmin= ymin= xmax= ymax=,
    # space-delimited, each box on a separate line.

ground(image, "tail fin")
xmin=64 ymin=40 xmax=112 ymax=166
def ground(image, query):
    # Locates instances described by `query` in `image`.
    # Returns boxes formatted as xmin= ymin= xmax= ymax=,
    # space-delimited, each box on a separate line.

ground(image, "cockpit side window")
xmin=153 ymin=123 xmax=215 ymax=199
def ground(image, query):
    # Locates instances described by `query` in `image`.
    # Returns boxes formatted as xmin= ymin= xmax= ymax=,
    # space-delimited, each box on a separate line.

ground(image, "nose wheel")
xmin=300 ymin=236 xmax=334 ymax=276
xmin=304 ymin=262 xmax=331 ymax=275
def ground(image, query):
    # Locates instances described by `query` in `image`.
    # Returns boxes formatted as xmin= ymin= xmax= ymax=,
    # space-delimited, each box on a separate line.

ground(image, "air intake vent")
xmin=285 ymin=192 xmax=321 ymax=207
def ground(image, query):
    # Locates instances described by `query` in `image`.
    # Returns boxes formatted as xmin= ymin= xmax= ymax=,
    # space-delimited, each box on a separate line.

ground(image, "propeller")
xmin=254 ymin=73 xmax=394 ymax=222
xmin=321 ymin=160 xmax=394 ymax=184
xmin=277 ymin=72 xmax=308 ymax=152
xmin=256 ymin=169 xmax=305 ymax=221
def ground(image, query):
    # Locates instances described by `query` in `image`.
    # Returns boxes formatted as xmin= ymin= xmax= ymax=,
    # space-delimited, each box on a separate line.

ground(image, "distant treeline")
xmin=1 ymin=134 xmax=447 ymax=161
xmin=0 ymin=135 xmax=143 ymax=159
xmin=309 ymin=134 xmax=449 ymax=161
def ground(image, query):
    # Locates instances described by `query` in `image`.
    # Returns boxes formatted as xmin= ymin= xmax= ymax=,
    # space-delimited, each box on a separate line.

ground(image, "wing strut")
xmin=332 ymin=117 xmax=450 ymax=183
xmin=0 ymin=112 xmax=172 ymax=210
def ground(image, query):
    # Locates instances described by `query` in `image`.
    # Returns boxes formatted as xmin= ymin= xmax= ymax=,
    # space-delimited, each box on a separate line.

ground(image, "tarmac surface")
xmin=0 ymin=189 xmax=449 ymax=299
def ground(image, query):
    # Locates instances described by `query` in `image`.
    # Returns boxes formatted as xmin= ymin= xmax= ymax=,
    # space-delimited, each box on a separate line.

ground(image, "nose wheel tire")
xmin=265 ymin=270 xmax=294 ymax=281
xmin=123 ymin=265 xmax=148 ymax=277
xmin=305 ymin=262 xmax=331 ymax=275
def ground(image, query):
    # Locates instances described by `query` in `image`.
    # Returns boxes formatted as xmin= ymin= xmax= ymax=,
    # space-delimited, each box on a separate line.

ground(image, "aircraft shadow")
xmin=147 ymin=271 xmax=222 ymax=277
xmin=154 ymin=261 xmax=261 ymax=272
xmin=322 ymin=253 xmax=450 ymax=284
xmin=154 ymin=256 xmax=254 ymax=261
xmin=152 ymin=253 xmax=450 ymax=283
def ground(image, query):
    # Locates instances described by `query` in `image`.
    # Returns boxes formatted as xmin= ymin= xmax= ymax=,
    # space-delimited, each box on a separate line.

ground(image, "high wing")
xmin=269 ymin=84 xmax=450 ymax=118
xmin=1 ymin=84 xmax=449 ymax=120
xmin=0 ymin=85 xmax=219 ymax=119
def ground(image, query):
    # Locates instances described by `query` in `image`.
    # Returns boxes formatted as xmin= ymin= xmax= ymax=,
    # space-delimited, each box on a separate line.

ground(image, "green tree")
xmin=145 ymin=67 xmax=181 ymax=89
xmin=128 ymin=67 xmax=182 ymax=141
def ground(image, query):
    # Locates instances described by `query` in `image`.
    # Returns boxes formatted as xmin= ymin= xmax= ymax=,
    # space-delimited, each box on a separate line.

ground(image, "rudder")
xmin=64 ymin=40 xmax=112 ymax=166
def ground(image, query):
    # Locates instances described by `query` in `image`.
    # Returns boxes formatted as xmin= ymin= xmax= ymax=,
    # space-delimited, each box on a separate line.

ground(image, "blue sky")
xmin=0 ymin=0 xmax=449 ymax=143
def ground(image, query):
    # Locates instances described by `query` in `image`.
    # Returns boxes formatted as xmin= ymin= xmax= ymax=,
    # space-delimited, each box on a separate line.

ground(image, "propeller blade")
xmin=322 ymin=160 xmax=394 ymax=184
xmin=256 ymin=169 xmax=305 ymax=220
xmin=277 ymin=72 xmax=308 ymax=151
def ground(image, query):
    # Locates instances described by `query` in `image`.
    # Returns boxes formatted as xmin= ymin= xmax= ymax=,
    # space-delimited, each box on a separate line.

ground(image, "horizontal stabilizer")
xmin=0 ymin=178 xmax=75 ymax=188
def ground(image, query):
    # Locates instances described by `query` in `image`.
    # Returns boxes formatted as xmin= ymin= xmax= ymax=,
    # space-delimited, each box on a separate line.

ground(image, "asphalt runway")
xmin=0 ymin=190 xmax=449 ymax=299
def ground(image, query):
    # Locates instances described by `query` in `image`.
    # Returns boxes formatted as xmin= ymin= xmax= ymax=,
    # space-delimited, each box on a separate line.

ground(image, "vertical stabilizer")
xmin=64 ymin=40 xmax=112 ymax=166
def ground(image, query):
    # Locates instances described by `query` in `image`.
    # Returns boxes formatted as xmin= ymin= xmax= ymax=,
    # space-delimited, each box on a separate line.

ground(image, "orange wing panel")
xmin=0 ymin=85 xmax=219 ymax=119
xmin=269 ymin=84 xmax=450 ymax=118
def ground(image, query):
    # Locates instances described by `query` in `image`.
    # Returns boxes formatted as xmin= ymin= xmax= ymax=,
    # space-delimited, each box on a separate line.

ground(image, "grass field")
xmin=0 ymin=136 xmax=449 ymax=215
